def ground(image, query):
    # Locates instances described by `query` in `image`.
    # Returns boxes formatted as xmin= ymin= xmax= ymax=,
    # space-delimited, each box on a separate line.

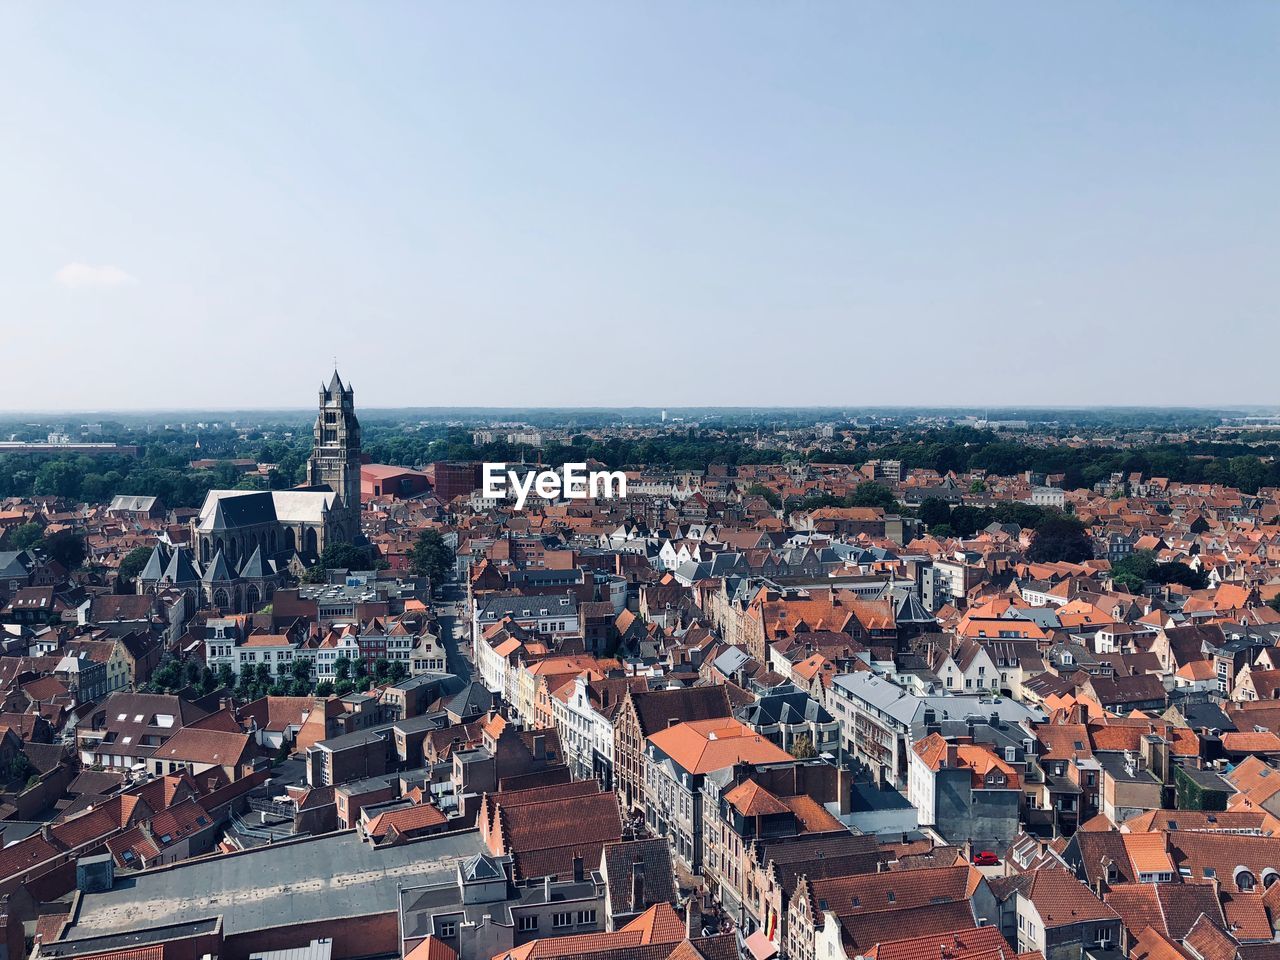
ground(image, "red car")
xmin=971 ymin=851 xmax=1000 ymax=866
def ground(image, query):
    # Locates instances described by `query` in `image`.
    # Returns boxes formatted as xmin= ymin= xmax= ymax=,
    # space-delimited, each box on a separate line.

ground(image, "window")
xmin=438 ymin=920 xmax=456 ymax=938
xmin=517 ymin=916 xmax=538 ymax=932
xmin=553 ymin=913 xmax=572 ymax=929
xmin=577 ymin=909 xmax=597 ymax=925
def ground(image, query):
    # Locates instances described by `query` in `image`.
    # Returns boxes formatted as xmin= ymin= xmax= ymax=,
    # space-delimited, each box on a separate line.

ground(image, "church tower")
xmin=306 ymin=370 xmax=362 ymax=542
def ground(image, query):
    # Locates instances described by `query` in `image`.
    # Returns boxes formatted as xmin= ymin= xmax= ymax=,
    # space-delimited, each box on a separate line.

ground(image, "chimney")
xmin=532 ymin=735 xmax=546 ymax=761
xmin=668 ymin=717 xmax=680 ymax=728
xmin=630 ymin=857 xmax=646 ymax=912
xmin=40 ymin=823 xmax=52 ymax=843
xmin=837 ymin=764 xmax=852 ymax=816
xmin=573 ymin=852 xmax=584 ymax=883
xmin=686 ymin=896 xmax=702 ymax=939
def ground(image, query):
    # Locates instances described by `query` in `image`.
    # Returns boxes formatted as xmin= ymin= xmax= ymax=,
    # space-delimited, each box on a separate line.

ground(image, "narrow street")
xmin=435 ymin=583 xmax=472 ymax=683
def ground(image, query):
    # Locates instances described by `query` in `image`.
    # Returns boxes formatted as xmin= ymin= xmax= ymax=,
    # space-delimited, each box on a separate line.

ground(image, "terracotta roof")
xmin=365 ymin=802 xmax=447 ymax=839
xmin=724 ymin=780 xmax=790 ymax=817
xmin=646 ymin=718 xmax=793 ymax=775
xmin=864 ymin=926 xmax=1014 ymax=960
xmin=1024 ymin=868 xmax=1118 ymax=927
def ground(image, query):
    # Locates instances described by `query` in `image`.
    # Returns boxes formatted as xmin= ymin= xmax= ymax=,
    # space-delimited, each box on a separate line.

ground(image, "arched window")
xmin=246 ymin=584 xmax=261 ymax=611
xmin=214 ymin=537 xmax=224 ymax=558
xmin=284 ymin=528 xmax=296 ymax=554
xmin=201 ymin=539 xmax=210 ymax=563
xmin=1235 ymin=867 xmax=1257 ymax=893
xmin=304 ymin=527 xmax=318 ymax=556
xmin=213 ymin=588 xmax=230 ymax=610
xmin=1262 ymin=869 xmax=1279 ymax=889
xmin=269 ymin=529 xmax=278 ymax=553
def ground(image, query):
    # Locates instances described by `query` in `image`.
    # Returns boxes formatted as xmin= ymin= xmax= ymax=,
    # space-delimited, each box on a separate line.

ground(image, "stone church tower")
xmin=306 ymin=370 xmax=362 ymax=542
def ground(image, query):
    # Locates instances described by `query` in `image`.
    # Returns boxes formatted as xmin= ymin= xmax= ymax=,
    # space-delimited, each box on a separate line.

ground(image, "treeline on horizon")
xmin=1 ymin=425 xmax=1278 ymax=508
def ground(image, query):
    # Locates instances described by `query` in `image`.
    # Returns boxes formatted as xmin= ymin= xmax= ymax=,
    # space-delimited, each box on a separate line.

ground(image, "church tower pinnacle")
xmin=306 ymin=369 xmax=362 ymax=542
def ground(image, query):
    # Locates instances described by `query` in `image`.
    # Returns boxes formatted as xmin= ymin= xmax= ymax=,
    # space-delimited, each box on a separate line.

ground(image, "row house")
xmin=613 ymin=684 xmax=734 ymax=811
xmin=907 ymin=733 xmax=1021 ymax=851
xmin=642 ymin=716 xmax=793 ymax=873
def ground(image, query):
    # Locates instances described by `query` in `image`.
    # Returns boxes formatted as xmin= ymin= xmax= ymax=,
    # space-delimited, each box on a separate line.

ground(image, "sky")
xmin=1 ymin=3 xmax=1277 ymax=411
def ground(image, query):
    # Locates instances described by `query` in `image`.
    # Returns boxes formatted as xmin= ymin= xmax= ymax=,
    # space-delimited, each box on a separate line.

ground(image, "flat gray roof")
xmin=63 ymin=828 xmax=483 ymax=940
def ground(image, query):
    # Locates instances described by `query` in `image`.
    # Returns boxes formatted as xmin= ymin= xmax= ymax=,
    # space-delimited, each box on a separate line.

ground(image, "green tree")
xmin=316 ymin=680 xmax=335 ymax=697
xmin=334 ymin=656 xmax=352 ymax=682
xmin=408 ymin=529 xmax=455 ymax=586
xmin=1113 ymin=549 xmax=1158 ymax=583
xmin=118 ymin=546 xmax=154 ymax=588
xmin=789 ymin=734 xmax=816 ymax=760
xmin=745 ymin=484 xmax=781 ymax=510
xmin=8 ymin=523 xmax=44 ymax=550
xmin=34 ymin=460 xmax=85 ymax=498
xmin=216 ymin=663 xmax=236 ymax=690
xmin=917 ymin=498 xmax=951 ymax=528
xmin=41 ymin=530 xmax=87 ymax=570
xmin=847 ymin=482 xmax=897 ymax=510
xmin=1027 ymin=513 xmax=1093 ymax=564
xmin=1151 ymin=562 xmax=1209 ymax=590
xmin=969 ymin=479 xmax=987 ymax=494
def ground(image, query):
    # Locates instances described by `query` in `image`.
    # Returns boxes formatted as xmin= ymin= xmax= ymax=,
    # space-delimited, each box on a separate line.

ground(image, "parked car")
xmin=971 ymin=850 xmax=1000 ymax=866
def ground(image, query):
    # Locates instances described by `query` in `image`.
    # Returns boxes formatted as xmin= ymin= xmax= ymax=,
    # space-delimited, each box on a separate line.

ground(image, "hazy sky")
xmin=2 ymin=3 xmax=1277 ymax=411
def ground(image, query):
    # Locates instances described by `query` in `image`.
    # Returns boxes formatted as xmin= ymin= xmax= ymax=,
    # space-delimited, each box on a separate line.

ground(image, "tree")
xmin=1113 ymin=550 xmax=1158 ymax=583
xmin=216 ymin=663 xmax=236 ymax=690
xmin=41 ymin=530 xmax=87 ymax=570
xmin=789 ymin=734 xmax=816 ymax=760
xmin=316 ymin=680 xmax=335 ymax=697
xmin=1027 ymin=513 xmax=1093 ymax=564
xmin=917 ymin=498 xmax=951 ymax=529
xmin=334 ymin=656 xmax=352 ymax=682
xmin=1111 ymin=549 xmax=1157 ymax=593
xmin=745 ymin=483 xmax=781 ymax=510
xmin=1111 ymin=571 xmax=1144 ymax=594
xmin=847 ymin=482 xmax=897 ymax=510
xmin=316 ymin=541 xmax=372 ymax=570
xmin=969 ymin=479 xmax=987 ymax=494
xmin=8 ymin=523 xmax=43 ymax=550
xmin=118 ymin=546 xmax=154 ymax=588
xmin=302 ymin=541 xmax=374 ymax=583
xmin=408 ymin=529 xmax=455 ymax=586
xmin=388 ymin=661 xmax=408 ymax=682
xmin=0 ymin=753 xmax=34 ymax=786
xmin=34 ymin=460 xmax=85 ymax=498
xmin=1150 ymin=562 xmax=1209 ymax=590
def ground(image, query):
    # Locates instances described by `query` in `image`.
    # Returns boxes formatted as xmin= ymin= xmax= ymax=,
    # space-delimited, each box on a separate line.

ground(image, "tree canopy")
xmin=1026 ymin=513 xmax=1093 ymax=564
xmin=409 ymin=530 xmax=455 ymax=586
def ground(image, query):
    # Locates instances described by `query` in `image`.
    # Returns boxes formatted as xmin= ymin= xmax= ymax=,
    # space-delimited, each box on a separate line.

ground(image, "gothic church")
xmin=137 ymin=371 xmax=363 ymax=613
